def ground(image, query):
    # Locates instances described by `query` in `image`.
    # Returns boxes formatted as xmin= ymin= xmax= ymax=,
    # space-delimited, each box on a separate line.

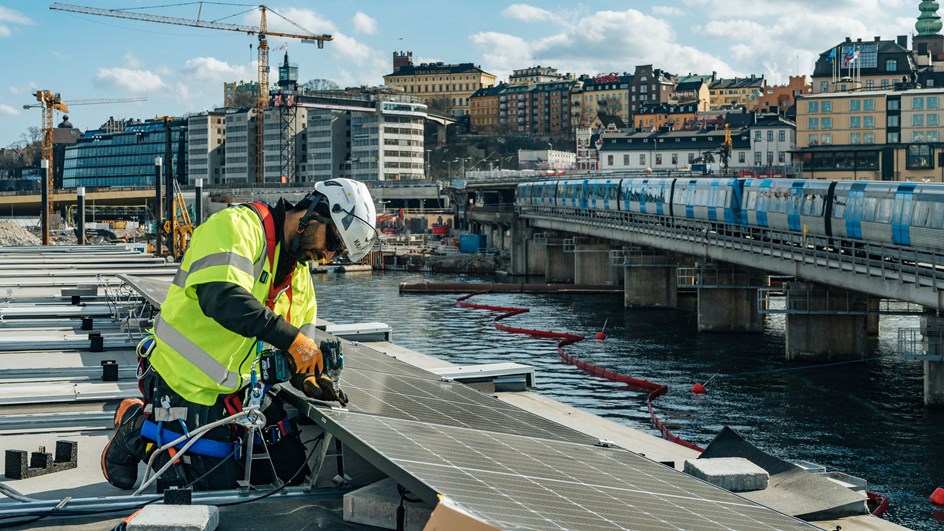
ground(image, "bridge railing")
xmin=518 ymin=205 xmax=944 ymax=303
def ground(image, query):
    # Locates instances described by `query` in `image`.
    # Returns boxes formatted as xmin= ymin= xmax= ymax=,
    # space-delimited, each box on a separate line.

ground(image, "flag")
xmin=843 ymin=47 xmax=855 ymax=67
xmin=826 ymin=48 xmax=836 ymax=64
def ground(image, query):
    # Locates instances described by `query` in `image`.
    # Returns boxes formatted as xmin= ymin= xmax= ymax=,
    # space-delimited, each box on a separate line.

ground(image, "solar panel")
xmin=316 ymin=368 xmax=594 ymax=444
xmin=317 ymin=411 xmax=818 ymax=531
xmin=336 ymin=341 xmax=443 ymax=380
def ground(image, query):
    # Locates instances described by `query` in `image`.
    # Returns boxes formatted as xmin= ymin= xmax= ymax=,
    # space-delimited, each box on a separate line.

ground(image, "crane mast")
xmin=23 ymin=91 xmax=145 ymax=244
xmin=50 ymin=3 xmax=332 ymax=183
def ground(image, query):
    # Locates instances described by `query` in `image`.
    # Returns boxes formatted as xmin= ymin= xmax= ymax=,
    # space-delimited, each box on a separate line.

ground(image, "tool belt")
xmin=141 ymin=419 xmax=236 ymax=459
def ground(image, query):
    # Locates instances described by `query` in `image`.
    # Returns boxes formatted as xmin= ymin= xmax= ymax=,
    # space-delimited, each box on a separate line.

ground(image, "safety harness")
xmin=140 ymin=201 xmax=299 ymax=459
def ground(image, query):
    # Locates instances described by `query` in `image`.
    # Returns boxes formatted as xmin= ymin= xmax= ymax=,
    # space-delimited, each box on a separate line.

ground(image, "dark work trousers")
xmin=140 ymin=369 xmax=309 ymax=491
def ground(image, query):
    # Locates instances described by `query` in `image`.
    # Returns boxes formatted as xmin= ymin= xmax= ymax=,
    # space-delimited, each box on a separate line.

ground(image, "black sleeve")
xmin=195 ymin=282 xmax=299 ymax=351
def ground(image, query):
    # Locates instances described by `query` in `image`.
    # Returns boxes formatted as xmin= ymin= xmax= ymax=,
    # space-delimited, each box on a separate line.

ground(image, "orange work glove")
xmin=286 ymin=334 xmax=324 ymax=375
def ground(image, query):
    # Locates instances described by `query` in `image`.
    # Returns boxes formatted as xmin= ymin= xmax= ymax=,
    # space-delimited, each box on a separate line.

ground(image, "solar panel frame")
xmin=310 ymin=411 xmax=820 ymax=531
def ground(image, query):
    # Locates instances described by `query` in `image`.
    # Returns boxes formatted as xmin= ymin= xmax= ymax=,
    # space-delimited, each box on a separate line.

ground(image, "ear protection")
xmin=290 ymin=193 xmax=335 ymax=254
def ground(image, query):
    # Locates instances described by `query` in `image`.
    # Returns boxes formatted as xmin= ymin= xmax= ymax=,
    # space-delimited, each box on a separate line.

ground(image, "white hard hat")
xmin=312 ymin=178 xmax=378 ymax=262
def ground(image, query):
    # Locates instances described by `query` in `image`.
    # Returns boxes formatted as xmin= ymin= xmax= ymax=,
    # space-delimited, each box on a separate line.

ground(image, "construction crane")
xmin=22 ymin=90 xmax=146 ymax=244
xmin=50 ymin=2 xmax=332 ymax=183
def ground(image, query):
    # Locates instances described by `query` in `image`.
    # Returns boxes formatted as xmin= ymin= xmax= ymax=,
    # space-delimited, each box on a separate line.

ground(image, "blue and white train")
xmin=515 ymin=177 xmax=944 ymax=253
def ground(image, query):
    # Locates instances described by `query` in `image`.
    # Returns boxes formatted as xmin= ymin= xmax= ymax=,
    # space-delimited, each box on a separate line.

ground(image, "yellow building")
xmin=383 ymin=51 xmax=496 ymax=117
xmin=793 ymin=87 xmax=944 ymax=181
xmin=709 ymin=75 xmax=766 ymax=110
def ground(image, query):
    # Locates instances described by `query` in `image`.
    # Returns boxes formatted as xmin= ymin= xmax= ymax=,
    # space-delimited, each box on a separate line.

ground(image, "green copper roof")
xmin=917 ymin=0 xmax=943 ymax=36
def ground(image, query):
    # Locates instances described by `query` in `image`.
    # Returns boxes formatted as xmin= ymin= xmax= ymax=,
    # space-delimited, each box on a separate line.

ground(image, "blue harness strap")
xmin=142 ymin=419 xmax=235 ymax=459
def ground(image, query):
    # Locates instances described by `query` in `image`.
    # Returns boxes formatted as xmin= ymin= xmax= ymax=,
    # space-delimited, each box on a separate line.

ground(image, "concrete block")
xmin=683 ymin=457 xmax=768 ymax=492
xmin=127 ymin=504 xmax=219 ymax=531
xmin=344 ymin=477 xmax=433 ymax=531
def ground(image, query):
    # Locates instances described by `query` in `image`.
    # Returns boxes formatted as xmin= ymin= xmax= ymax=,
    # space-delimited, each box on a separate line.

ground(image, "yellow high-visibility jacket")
xmin=149 ymin=204 xmax=317 ymax=406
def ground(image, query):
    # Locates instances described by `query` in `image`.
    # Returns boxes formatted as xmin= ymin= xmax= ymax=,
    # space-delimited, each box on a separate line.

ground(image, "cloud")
xmin=352 ymin=12 xmax=377 ymax=35
xmin=124 ymin=52 xmax=141 ymax=69
xmin=182 ymin=57 xmax=250 ymax=82
xmin=94 ymin=67 xmax=167 ymax=94
xmin=0 ymin=104 xmax=19 ymax=116
xmin=0 ymin=6 xmax=33 ymax=37
xmin=652 ymin=6 xmax=685 ymax=16
xmin=502 ymin=4 xmax=560 ymax=23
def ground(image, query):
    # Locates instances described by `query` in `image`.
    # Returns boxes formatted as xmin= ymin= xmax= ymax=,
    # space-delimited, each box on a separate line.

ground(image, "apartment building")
xmin=596 ymin=126 xmax=751 ymax=172
xmin=709 ymin=75 xmax=766 ymax=110
xmin=350 ymin=99 xmax=428 ymax=181
xmin=383 ymin=51 xmax=496 ymax=117
xmin=574 ymin=73 xmax=633 ymax=128
xmin=469 ymin=85 xmax=504 ymax=132
xmin=811 ymin=36 xmax=917 ymax=94
xmin=305 ymin=109 xmax=351 ymax=182
xmin=186 ymin=111 xmax=226 ymax=185
xmin=509 ymin=66 xmax=568 ymax=85
xmin=756 ymin=76 xmax=812 ymax=116
xmin=633 ymin=102 xmax=700 ymax=131
xmin=222 ymin=109 xmax=257 ymax=183
xmin=749 ymin=115 xmax=796 ymax=167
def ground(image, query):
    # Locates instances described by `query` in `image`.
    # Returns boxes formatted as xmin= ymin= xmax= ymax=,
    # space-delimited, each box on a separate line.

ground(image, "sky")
xmin=0 ymin=0 xmax=925 ymax=149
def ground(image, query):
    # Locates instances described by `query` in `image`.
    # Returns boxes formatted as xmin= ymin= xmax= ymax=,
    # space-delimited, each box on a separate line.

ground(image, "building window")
xmin=929 ymin=114 xmax=939 ymax=126
xmin=885 ymin=59 xmax=897 ymax=72
xmin=821 ymin=134 xmax=832 ymax=144
xmin=914 ymin=114 xmax=925 ymax=127
xmin=822 ymin=101 xmax=832 ymax=112
xmin=656 ymin=154 xmax=662 ymax=165
xmin=864 ymin=116 xmax=874 ymax=128
xmin=738 ymin=152 xmax=746 ymax=163
xmin=850 ymin=99 xmax=861 ymax=111
xmin=755 ymin=130 xmax=762 ymax=140
xmin=888 ymin=98 xmax=899 ymax=110
xmin=767 ymin=151 xmax=774 ymax=164
xmin=863 ymin=133 xmax=874 ymax=144
xmin=809 ymin=133 xmax=819 ymax=144
xmin=754 ymin=151 xmax=762 ymax=164
xmin=821 ymin=117 xmax=832 ymax=129
xmin=672 ymin=153 xmax=678 ymax=165
xmin=778 ymin=130 xmax=785 ymax=142
xmin=779 ymin=152 xmax=786 ymax=163
xmin=930 ymin=96 xmax=940 ymax=109
xmin=907 ymin=144 xmax=932 ymax=169
xmin=914 ymin=97 xmax=925 ymax=110
xmin=688 ymin=153 xmax=695 ymax=163
xmin=913 ymin=131 xmax=926 ymax=142
xmin=850 ymin=116 xmax=861 ymax=128
xmin=888 ymin=132 xmax=900 ymax=143
xmin=623 ymin=154 xmax=630 ymax=165
xmin=888 ymin=115 xmax=899 ymax=127
xmin=820 ymin=81 xmax=829 ymax=92
xmin=639 ymin=154 xmax=646 ymax=165
xmin=607 ymin=154 xmax=614 ymax=165
xmin=881 ymin=79 xmax=890 ymax=89
xmin=808 ymin=101 xmax=819 ymax=113
xmin=808 ymin=117 xmax=819 ymax=129
xmin=866 ymin=80 xmax=875 ymax=89
xmin=864 ymin=99 xmax=874 ymax=111
xmin=850 ymin=133 xmax=860 ymax=144
xmin=767 ymin=131 xmax=773 ymax=141
xmin=931 ymin=131 xmax=940 ymax=142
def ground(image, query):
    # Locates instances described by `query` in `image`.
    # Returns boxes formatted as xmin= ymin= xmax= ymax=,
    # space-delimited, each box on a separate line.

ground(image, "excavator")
xmin=376 ymin=208 xmax=405 ymax=235
xmin=160 ymin=178 xmax=194 ymax=262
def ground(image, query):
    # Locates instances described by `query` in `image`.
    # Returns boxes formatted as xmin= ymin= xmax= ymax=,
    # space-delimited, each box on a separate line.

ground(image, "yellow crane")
xmin=22 ymin=91 xmax=146 ymax=244
xmin=50 ymin=2 xmax=332 ymax=183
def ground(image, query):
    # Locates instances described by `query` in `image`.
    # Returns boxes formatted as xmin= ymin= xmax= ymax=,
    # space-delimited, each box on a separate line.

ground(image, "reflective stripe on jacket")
xmin=150 ymin=204 xmax=317 ymax=406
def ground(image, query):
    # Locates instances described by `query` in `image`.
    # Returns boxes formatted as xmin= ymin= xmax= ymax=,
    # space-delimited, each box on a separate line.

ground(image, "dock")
xmin=0 ymin=244 xmax=907 ymax=530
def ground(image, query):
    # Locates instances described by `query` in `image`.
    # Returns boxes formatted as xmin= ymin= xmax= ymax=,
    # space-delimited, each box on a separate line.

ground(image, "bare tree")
xmin=301 ymin=79 xmax=340 ymax=93
xmin=229 ymin=90 xmax=256 ymax=109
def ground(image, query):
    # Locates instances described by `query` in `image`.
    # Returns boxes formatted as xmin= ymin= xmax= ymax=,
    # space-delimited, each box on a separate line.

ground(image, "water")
xmin=313 ymin=270 xmax=944 ymax=530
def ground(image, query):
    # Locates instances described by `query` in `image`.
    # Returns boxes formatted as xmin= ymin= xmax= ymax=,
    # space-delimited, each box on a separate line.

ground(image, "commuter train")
xmin=515 ymin=177 xmax=944 ymax=254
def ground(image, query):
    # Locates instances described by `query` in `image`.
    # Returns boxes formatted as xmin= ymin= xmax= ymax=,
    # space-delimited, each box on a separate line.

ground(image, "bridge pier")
xmin=784 ymin=283 xmax=869 ymax=361
xmin=693 ymin=264 xmax=766 ymax=332
xmin=545 ymin=238 xmax=574 ymax=284
xmin=921 ymin=314 xmax=944 ymax=408
xmin=574 ymin=240 xmax=619 ymax=286
xmin=623 ymin=249 xmax=678 ymax=308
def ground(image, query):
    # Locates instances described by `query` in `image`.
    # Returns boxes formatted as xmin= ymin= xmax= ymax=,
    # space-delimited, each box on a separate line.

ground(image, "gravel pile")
xmin=0 ymin=221 xmax=41 ymax=246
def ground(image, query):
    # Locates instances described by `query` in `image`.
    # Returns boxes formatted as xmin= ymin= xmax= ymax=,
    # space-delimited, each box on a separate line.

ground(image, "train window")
xmin=911 ymin=201 xmax=930 ymax=227
xmin=877 ymin=198 xmax=894 ymax=222
xmin=930 ymin=202 xmax=944 ymax=228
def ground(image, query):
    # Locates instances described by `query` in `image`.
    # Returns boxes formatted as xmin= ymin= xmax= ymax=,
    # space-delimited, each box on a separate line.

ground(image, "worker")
xmin=101 ymin=178 xmax=377 ymax=490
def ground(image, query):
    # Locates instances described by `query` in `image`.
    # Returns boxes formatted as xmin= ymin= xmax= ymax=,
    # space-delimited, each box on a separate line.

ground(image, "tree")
xmin=229 ymin=89 xmax=256 ymax=109
xmin=301 ymin=79 xmax=340 ymax=93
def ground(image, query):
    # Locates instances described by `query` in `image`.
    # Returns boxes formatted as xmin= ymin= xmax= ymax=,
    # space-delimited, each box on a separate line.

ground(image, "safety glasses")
xmin=325 ymin=223 xmax=344 ymax=254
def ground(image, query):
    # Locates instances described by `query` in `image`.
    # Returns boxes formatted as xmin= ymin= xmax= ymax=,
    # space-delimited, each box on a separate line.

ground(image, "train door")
xmin=579 ymin=180 xmax=589 ymax=210
xmin=845 ymin=187 xmax=865 ymax=239
xmin=892 ymin=184 xmax=916 ymax=245
xmin=787 ymin=181 xmax=804 ymax=232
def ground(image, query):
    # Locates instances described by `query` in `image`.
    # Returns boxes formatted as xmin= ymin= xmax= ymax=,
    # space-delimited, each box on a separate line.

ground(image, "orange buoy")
xmin=691 ymin=382 xmax=706 ymax=394
xmin=595 ymin=331 xmax=606 ymax=340
xmin=931 ymin=487 xmax=944 ymax=505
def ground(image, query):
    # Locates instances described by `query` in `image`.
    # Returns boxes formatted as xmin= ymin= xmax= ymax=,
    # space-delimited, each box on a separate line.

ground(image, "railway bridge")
xmin=460 ymin=179 xmax=944 ymax=407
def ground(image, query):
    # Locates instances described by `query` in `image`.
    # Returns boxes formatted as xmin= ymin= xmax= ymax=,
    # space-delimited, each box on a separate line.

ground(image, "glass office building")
xmin=61 ymin=119 xmax=187 ymax=189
